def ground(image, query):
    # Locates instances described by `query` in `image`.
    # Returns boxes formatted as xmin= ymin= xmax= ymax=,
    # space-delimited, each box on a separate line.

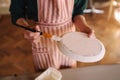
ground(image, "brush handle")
xmin=17 ymin=25 xmax=62 ymax=41
xmin=17 ymin=25 xmax=43 ymax=35
xmin=17 ymin=25 xmax=53 ymax=38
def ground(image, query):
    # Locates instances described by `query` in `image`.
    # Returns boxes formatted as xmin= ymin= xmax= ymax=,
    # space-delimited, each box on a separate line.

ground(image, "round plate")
xmin=58 ymin=32 xmax=105 ymax=62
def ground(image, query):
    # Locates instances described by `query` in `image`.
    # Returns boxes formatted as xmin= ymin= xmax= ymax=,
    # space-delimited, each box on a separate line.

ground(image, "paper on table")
xmin=35 ymin=67 xmax=62 ymax=80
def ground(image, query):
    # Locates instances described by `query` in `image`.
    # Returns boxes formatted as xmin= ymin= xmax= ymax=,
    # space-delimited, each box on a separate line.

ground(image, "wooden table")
xmin=0 ymin=64 xmax=120 ymax=80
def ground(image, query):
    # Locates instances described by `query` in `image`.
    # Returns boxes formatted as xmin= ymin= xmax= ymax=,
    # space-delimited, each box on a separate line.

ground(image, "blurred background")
xmin=0 ymin=0 xmax=120 ymax=77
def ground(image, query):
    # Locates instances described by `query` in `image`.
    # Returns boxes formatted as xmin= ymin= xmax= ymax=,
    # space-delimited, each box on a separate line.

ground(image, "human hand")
xmin=16 ymin=18 xmax=29 ymax=27
xmin=88 ymin=29 xmax=95 ymax=38
xmin=23 ymin=25 xmax=41 ymax=43
xmin=81 ymin=26 xmax=96 ymax=38
xmin=73 ymin=15 xmax=96 ymax=38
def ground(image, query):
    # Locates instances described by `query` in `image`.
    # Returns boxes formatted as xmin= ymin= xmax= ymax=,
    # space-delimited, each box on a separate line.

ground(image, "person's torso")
xmin=25 ymin=0 xmax=78 ymax=22
xmin=37 ymin=0 xmax=74 ymax=24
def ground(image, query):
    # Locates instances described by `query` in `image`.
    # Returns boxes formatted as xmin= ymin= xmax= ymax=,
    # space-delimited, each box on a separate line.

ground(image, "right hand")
xmin=23 ymin=25 xmax=41 ymax=44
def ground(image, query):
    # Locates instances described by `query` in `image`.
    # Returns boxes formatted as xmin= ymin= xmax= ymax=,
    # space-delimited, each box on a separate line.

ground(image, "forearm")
xmin=73 ymin=15 xmax=95 ymax=37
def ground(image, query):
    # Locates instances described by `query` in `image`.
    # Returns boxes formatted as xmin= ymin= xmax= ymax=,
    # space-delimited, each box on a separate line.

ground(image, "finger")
xmin=88 ymin=30 xmax=93 ymax=37
xmin=88 ymin=30 xmax=96 ymax=38
xmin=35 ymin=25 xmax=40 ymax=31
xmin=32 ymin=37 xmax=40 ymax=44
xmin=23 ymin=30 xmax=34 ymax=40
xmin=23 ymin=30 xmax=31 ymax=39
xmin=24 ymin=25 xmax=40 ymax=40
xmin=28 ymin=32 xmax=40 ymax=40
xmin=32 ymin=33 xmax=40 ymax=40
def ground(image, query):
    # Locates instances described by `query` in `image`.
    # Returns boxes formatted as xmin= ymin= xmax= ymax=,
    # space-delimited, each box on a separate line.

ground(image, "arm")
xmin=9 ymin=0 xmax=29 ymax=26
xmin=73 ymin=0 xmax=94 ymax=37
xmin=73 ymin=15 xmax=93 ymax=35
xmin=9 ymin=0 xmax=40 ymax=43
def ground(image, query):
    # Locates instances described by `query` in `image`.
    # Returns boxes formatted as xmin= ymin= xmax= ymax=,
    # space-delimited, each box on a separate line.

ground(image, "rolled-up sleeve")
xmin=72 ymin=0 xmax=88 ymax=18
xmin=9 ymin=0 xmax=26 ymax=25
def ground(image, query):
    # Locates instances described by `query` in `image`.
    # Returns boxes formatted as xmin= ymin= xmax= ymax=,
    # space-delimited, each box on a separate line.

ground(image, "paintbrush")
xmin=17 ymin=25 xmax=61 ymax=41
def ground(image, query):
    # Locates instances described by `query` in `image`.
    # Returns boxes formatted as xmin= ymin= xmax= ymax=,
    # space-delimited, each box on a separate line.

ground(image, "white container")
xmin=35 ymin=67 xmax=62 ymax=80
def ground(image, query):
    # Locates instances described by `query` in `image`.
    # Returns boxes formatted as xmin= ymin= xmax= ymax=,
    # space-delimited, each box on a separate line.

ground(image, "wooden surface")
xmin=0 ymin=6 xmax=120 ymax=76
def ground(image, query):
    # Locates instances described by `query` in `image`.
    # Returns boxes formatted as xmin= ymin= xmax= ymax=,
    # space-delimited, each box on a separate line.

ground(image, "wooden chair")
xmin=108 ymin=0 xmax=114 ymax=20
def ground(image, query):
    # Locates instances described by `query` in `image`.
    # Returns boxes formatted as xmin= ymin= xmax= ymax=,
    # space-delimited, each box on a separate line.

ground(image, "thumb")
xmin=88 ymin=29 xmax=96 ymax=38
xmin=35 ymin=25 xmax=40 ymax=31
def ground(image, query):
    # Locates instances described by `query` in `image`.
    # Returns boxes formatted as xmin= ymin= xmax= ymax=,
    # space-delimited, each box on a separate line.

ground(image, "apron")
xmin=32 ymin=0 xmax=76 ymax=70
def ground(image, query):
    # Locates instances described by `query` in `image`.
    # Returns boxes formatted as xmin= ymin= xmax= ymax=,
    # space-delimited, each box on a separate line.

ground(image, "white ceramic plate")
xmin=58 ymin=32 xmax=105 ymax=62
